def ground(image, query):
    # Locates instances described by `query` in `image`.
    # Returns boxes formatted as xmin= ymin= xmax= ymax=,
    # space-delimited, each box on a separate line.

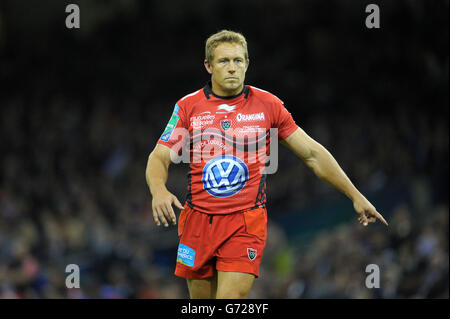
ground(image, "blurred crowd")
xmin=0 ymin=91 xmax=447 ymax=298
xmin=253 ymin=202 xmax=448 ymax=298
xmin=0 ymin=0 xmax=448 ymax=298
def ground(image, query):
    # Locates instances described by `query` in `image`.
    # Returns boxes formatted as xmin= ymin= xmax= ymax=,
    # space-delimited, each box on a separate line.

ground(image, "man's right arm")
xmin=146 ymin=144 xmax=184 ymax=227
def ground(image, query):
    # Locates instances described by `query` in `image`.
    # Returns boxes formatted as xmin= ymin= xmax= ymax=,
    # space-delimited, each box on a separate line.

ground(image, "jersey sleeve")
xmin=272 ymin=98 xmax=299 ymax=140
xmin=157 ymin=102 xmax=189 ymax=154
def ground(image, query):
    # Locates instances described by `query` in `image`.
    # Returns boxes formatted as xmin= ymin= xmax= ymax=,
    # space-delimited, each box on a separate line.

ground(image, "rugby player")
xmin=145 ymin=30 xmax=388 ymax=299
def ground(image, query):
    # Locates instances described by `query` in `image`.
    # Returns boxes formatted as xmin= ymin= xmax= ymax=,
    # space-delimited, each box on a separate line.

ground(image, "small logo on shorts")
xmin=177 ymin=244 xmax=196 ymax=267
xmin=247 ymin=248 xmax=257 ymax=261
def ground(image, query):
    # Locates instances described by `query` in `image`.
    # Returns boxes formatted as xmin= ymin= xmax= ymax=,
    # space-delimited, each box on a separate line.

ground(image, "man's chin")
xmin=222 ymin=83 xmax=242 ymax=93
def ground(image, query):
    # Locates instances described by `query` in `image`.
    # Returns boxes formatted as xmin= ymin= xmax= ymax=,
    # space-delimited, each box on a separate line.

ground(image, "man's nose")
xmin=227 ymin=63 xmax=236 ymax=73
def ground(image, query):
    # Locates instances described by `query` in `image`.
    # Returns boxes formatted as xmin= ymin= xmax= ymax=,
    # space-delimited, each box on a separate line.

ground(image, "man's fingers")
xmin=358 ymin=214 xmax=368 ymax=226
xmin=154 ymin=206 xmax=167 ymax=226
xmin=173 ymin=196 xmax=184 ymax=210
xmin=165 ymin=202 xmax=177 ymax=225
xmin=375 ymin=211 xmax=389 ymax=226
xmin=358 ymin=210 xmax=389 ymax=227
xmin=152 ymin=206 xmax=161 ymax=226
xmin=157 ymin=205 xmax=170 ymax=227
xmin=367 ymin=217 xmax=377 ymax=223
xmin=151 ymin=192 xmax=184 ymax=228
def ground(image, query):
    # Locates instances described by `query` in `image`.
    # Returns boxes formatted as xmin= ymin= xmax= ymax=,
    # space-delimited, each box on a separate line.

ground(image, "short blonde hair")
xmin=205 ymin=30 xmax=249 ymax=63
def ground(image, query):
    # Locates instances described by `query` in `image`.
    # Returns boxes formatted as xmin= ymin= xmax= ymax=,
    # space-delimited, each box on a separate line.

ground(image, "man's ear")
xmin=245 ymin=59 xmax=250 ymax=72
xmin=204 ymin=59 xmax=213 ymax=75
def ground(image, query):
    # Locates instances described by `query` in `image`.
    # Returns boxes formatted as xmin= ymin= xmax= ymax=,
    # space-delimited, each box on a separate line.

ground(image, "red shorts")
xmin=175 ymin=205 xmax=267 ymax=279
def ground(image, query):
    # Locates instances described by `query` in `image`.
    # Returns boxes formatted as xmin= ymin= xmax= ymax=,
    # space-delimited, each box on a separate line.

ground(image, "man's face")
xmin=204 ymin=42 xmax=249 ymax=96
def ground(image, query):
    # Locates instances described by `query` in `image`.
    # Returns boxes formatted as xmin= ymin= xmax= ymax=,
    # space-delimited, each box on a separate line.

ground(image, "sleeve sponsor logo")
xmin=159 ymin=104 xmax=180 ymax=142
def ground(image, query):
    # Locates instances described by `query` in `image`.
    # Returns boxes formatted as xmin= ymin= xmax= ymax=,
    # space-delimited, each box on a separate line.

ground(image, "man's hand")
xmin=152 ymin=189 xmax=184 ymax=227
xmin=353 ymin=196 xmax=388 ymax=227
xmin=146 ymin=145 xmax=184 ymax=227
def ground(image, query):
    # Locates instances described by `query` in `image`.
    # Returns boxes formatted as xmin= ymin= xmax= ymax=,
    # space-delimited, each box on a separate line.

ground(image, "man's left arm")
xmin=281 ymin=127 xmax=388 ymax=227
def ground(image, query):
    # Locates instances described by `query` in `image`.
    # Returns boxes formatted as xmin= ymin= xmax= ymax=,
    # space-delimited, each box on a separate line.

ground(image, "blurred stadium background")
xmin=0 ymin=0 xmax=448 ymax=298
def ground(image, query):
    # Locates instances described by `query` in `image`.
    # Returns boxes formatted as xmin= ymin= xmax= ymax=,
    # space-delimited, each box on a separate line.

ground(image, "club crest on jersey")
xmin=247 ymin=248 xmax=257 ymax=261
xmin=220 ymin=119 xmax=232 ymax=131
xmin=202 ymin=155 xmax=249 ymax=198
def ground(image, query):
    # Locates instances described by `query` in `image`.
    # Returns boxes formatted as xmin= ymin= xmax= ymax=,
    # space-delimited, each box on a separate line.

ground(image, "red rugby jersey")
xmin=157 ymin=83 xmax=299 ymax=214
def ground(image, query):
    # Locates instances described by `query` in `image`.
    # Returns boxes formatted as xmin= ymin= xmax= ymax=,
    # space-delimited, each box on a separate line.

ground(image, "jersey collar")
xmin=203 ymin=81 xmax=249 ymax=100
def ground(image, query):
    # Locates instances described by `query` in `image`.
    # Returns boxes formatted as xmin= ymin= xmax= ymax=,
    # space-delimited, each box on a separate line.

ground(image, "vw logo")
xmin=202 ymin=155 xmax=249 ymax=198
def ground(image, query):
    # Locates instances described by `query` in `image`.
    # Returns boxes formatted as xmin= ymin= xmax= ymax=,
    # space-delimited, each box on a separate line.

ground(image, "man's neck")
xmin=211 ymin=81 xmax=244 ymax=98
